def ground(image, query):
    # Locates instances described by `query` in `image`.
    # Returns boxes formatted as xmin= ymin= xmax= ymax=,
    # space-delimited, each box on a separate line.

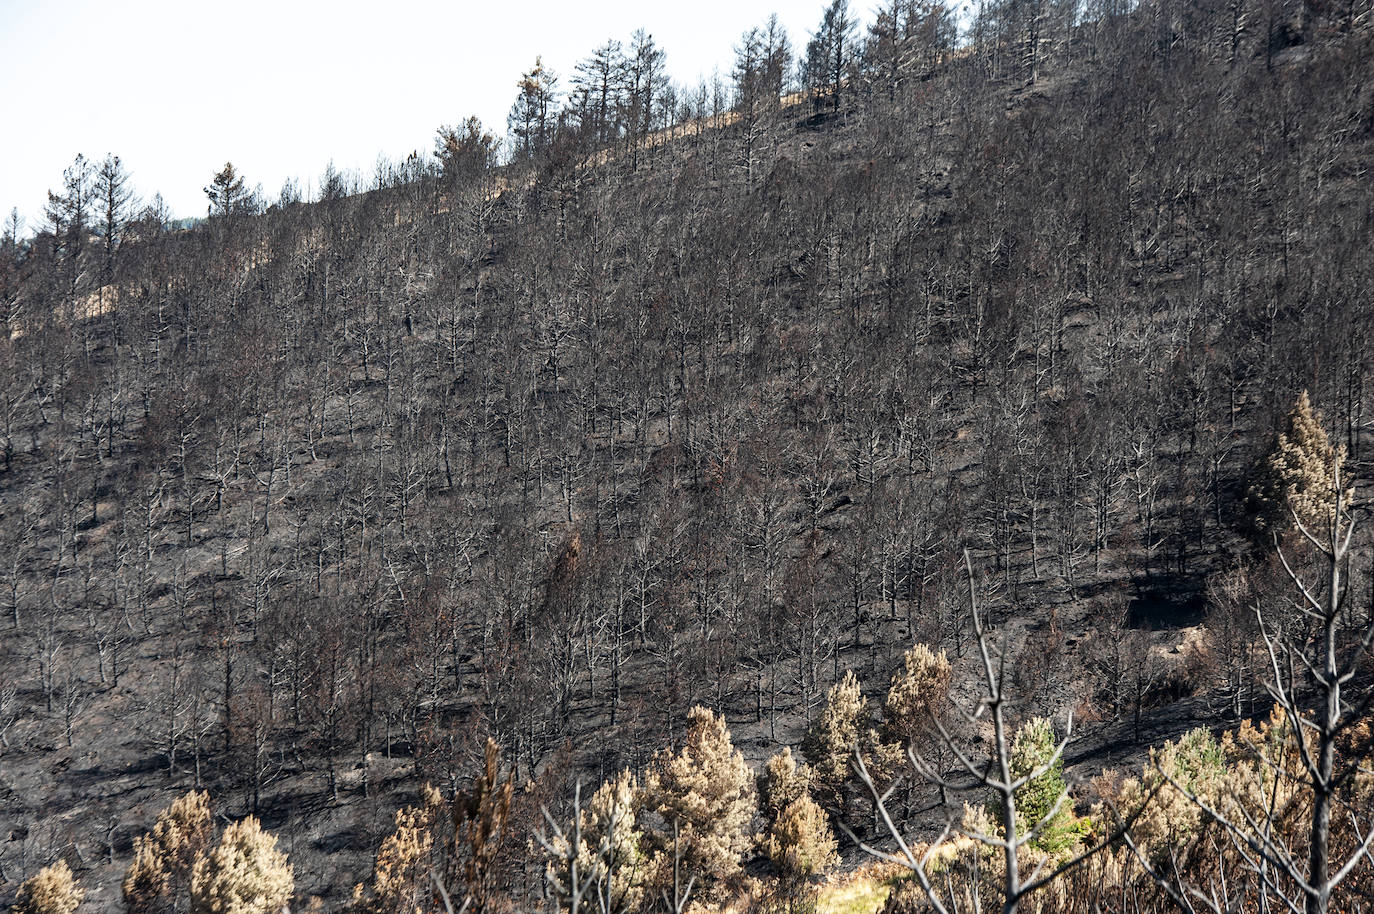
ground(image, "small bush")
xmin=12 ymin=861 xmax=84 ymax=914
xmin=189 ymin=817 xmax=293 ymax=914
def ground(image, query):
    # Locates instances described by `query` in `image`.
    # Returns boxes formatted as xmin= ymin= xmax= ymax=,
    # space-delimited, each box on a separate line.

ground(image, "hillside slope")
xmin=1 ymin=2 xmax=1373 ymax=909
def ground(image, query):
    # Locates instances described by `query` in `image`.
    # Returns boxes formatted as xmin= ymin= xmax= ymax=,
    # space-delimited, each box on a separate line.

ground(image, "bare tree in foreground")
xmin=845 ymin=550 xmax=1155 ymax=914
xmin=1131 ymin=467 xmax=1374 ymax=914
xmin=537 ymin=782 xmax=689 ymax=914
xmin=537 ymin=778 xmax=648 ymax=914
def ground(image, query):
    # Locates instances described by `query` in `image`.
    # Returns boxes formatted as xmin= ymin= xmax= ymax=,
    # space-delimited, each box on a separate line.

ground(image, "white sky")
xmin=0 ymin=0 xmax=860 ymax=229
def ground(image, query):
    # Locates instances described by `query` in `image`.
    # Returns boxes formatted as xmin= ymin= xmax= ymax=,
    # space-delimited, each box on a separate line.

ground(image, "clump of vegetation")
xmin=189 ymin=816 xmax=294 ymax=914
xmin=1002 ymin=718 xmax=1086 ymax=858
xmin=124 ymin=790 xmax=216 ymax=914
xmin=351 ymin=786 xmax=443 ymax=914
xmin=11 ymin=861 xmax=84 ymax=914
xmin=1247 ymin=390 xmax=1352 ymax=537
xmin=1094 ymin=727 xmax=1227 ymax=863
xmin=545 ymin=769 xmax=646 ymax=914
xmin=447 ymin=738 xmax=515 ymax=914
xmin=767 ymin=795 xmax=839 ymax=881
xmin=123 ymin=840 xmax=169 ymax=914
xmin=881 ymin=644 xmax=951 ymax=750
xmin=759 ymin=747 xmax=813 ymax=826
xmin=765 ymin=794 xmax=840 ymax=914
xmin=803 ymin=671 xmax=870 ymax=810
xmin=645 ymin=706 xmax=757 ymax=897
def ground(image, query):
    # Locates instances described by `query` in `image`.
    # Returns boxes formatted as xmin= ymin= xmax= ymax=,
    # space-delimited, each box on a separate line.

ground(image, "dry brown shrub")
xmin=12 ymin=861 xmax=84 ymax=914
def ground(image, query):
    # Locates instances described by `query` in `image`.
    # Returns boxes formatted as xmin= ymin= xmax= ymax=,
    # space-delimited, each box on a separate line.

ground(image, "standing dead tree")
xmin=537 ymin=775 xmax=646 ymax=914
xmin=446 ymin=738 xmax=514 ymax=914
xmin=844 ymin=550 xmax=1154 ymax=914
xmin=536 ymin=784 xmax=599 ymax=914
xmin=1263 ymin=466 xmax=1373 ymax=914
xmin=1130 ymin=466 xmax=1374 ymax=914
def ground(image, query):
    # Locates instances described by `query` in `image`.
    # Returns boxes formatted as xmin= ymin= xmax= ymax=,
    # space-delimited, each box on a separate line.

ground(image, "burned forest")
xmin=2 ymin=0 xmax=1374 ymax=911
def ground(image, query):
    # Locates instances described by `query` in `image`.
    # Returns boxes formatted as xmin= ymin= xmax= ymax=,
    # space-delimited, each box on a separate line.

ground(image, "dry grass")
xmin=816 ymin=863 xmax=904 ymax=914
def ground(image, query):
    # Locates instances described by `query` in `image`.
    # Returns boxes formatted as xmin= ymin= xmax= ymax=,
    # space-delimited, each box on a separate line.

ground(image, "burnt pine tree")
xmin=204 ymin=162 xmax=249 ymax=217
xmin=94 ymin=153 xmax=136 ymax=286
xmin=804 ymin=0 xmax=856 ymax=112
xmin=508 ymin=57 xmax=559 ymax=164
